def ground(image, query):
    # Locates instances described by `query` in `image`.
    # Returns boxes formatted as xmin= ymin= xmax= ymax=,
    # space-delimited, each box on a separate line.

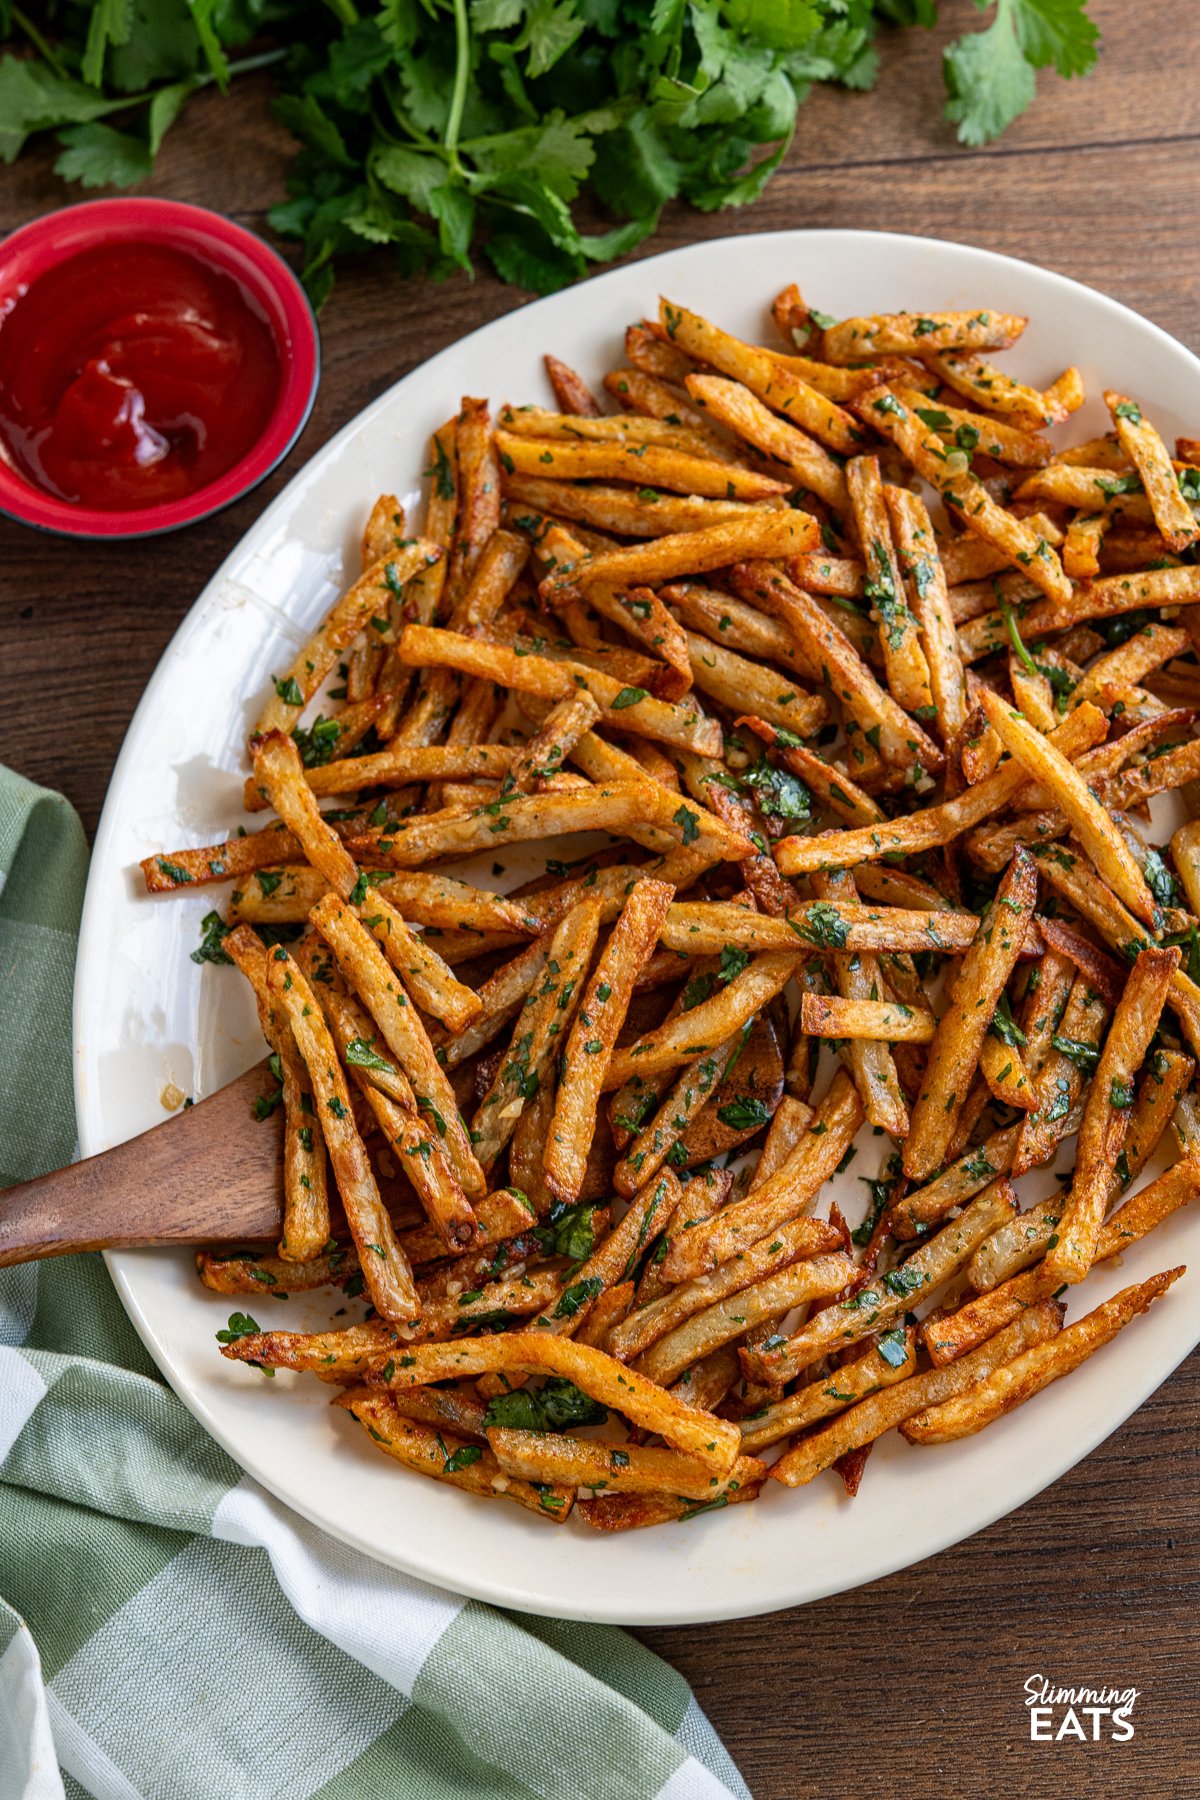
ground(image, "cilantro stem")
xmin=11 ymin=7 xmax=67 ymax=77
xmin=999 ymin=595 xmax=1037 ymax=679
xmin=321 ymin=0 xmax=360 ymax=26
xmin=444 ymin=0 xmax=471 ymax=175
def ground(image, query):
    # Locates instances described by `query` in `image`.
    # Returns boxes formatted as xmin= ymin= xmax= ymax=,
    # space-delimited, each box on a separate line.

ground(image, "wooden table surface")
xmin=3 ymin=3 xmax=1198 ymax=1792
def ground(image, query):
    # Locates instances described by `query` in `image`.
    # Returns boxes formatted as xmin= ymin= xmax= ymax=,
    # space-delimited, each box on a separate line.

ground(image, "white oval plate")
xmin=75 ymin=230 xmax=1200 ymax=1625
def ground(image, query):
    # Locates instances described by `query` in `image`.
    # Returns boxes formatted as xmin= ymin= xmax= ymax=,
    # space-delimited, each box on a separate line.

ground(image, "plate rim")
xmin=73 ymin=225 xmax=1200 ymax=1624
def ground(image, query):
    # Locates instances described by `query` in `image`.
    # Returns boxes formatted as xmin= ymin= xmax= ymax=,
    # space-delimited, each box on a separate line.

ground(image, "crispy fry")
xmin=774 ymin=702 xmax=1105 ymax=874
xmin=396 ymin=625 xmax=721 ymax=757
xmin=342 ymin=1391 xmax=572 ymax=1519
xmin=1106 ymin=391 xmax=1199 ymax=552
xmin=1043 ymin=945 xmax=1179 ymax=1285
xmin=471 ymin=898 xmax=601 ymax=1171
xmin=661 ymin=1068 xmax=863 ymax=1282
xmin=540 ymin=511 xmax=819 ymax=603
xmin=661 ymin=299 xmax=864 ymax=452
xmin=730 ymin=561 xmax=943 ymax=778
xmin=769 ymin=1302 xmax=1063 ymax=1487
xmin=225 ymin=924 xmax=330 ymax=1262
xmin=684 ymin=373 xmax=849 ymax=509
xmin=545 ymin=879 xmax=674 ymax=1204
xmin=266 ymin=947 xmax=420 ymax=1326
xmin=886 ymin=484 xmax=967 ymax=745
xmin=800 ymin=993 xmax=935 ymax=1042
xmin=746 ymin=1180 xmax=1018 ymax=1387
xmin=310 ymin=892 xmax=485 ymax=1199
xmin=847 ymin=456 xmax=932 ymax=714
xmin=739 ymin=1329 xmax=918 ymax=1454
xmin=377 ymin=1332 xmax=741 ymax=1470
xmin=487 ymin=1428 xmax=746 ymax=1500
xmin=253 ymin=539 xmax=441 ymax=738
xmin=605 ymin=951 xmax=800 ymax=1090
xmin=905 ymin=1271 xmax=1183 ymax=1443
xmin=904 ymin=850 xmax=1036 ymax=1181
xmin=497 ymin=428 xmax=787 ymax=501
xmin=635 ymin=1253 xmax=856 ymax=1387
xmin=824 ymin=308 xmax=1026 ymax=363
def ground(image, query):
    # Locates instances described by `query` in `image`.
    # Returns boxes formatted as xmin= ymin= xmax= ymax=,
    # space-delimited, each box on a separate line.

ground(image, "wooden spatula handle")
xmin=0 ymin=1061 xmax=284 ymax=1268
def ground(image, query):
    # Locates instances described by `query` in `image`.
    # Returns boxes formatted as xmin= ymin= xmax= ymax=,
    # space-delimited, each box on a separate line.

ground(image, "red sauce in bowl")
xmin=0 ymin=240 xmax=282 ymax=511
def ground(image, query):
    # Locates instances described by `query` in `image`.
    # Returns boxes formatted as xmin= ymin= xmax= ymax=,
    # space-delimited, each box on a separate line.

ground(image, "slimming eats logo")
xmin=1025 ymin=1675 xmax=1139 ymax=1741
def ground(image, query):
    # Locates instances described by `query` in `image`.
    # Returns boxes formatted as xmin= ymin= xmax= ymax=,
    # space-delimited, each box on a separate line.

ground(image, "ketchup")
xmin=0 ymin=240 xmax=281 ymax=511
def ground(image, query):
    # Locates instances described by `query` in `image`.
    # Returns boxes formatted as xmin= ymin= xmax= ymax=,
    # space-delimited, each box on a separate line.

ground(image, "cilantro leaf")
xmin=944 ymin=0 xmax=1098 ymax=147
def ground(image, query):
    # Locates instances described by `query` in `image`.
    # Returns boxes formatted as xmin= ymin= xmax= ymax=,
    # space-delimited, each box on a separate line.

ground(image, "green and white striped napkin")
xmin=0 ymin=764 xmax=749 ymax=1800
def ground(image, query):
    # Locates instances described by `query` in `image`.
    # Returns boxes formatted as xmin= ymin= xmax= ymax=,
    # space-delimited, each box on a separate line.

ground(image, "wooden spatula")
xmin=0 ymin=1061 xmax=283 ymax=1268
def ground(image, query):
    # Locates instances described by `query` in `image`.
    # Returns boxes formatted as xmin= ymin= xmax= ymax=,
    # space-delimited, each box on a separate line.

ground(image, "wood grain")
xmin=2 ymin=2 xmax=1198 ymax=1790
xmin=0 ymin=1062 xmax=283 ymax=1265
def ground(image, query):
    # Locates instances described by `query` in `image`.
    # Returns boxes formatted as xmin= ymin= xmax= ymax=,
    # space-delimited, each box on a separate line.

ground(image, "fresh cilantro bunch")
xmin=0 ymin=0 xmax=1099 ymax=301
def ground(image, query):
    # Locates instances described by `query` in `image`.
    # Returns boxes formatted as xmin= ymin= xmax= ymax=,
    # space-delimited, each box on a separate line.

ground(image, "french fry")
xmin=800 ymin=993 xmax=936 ymax=1042
xmin=886 ymin=484 xmax=967 ymax=746
xmin=904 ymin=849 xmax=1036 ymax=1181
xmin=1035 ymin=846 xmax=1200 ymax=1059
xmin=683 ymin=373 xmax=849 ymax=509
xmin=739 ymin=1329 xmax=918 ymax=1454
xmin=544 ymin=354 xmax=601 ymax=416
xmin=613 ymin=1029 xmax=746 ymax=1196
xmin=660 ymin=298 xmax=864 ymax=452
xmin=774 ymin=702 xmax=1104 ymax=875
xmin=730 ymin=561 xmax=943 ymax=778
xmin=224 ymin=924 xmax=330 ymax=1263
xmin=889 ymin=384 xmax=1052 ymax=467
xmin=545 ymin=879 xmax=674 ymax=1204
xmin=342 ymin=1392 xmax=572 ymax=1519
xmin=969 ymin=1048 xmax=1194 ymax=1294
xmin=506 ymin=473 xmax=769 ymax=538
xmin=142 ymin=823 xmax=303 ymax=892
xmin=444 ymin=397 xmax=501 ymax=607
xmin=904 ymin=1270 xmax=1183 ymax=1443
xmin=846 ymin=455 xmax=933 ymax=714
xmin=577 ymin=1458 xmax=765 ymax=1530
xmin=496 ymin=428 xmax=788 ymax=501
xmin=1106 ymin=391 xmax=1199 ymax=553
xmin=745 ymin=1180 xmax=1018 ymax=1387
xmin=396 ymin=625 xmax=721 ymax=757
xmin=377 ymin=1332 xmax=741 ymax=1471
xmin=683 ymin=631 xmax=828 ymax=736
xmin=769 ymin=1302 xmax=1063 ymax=1486
xmin=634 ymin=1253 xmax=856 ymax=1387
xmin=810 ymin=866 xmax=909 ymax=1135
xmin=309 ymin=892 xmax=485 ymax=1199
xmin=823 ymin=308 xmax=1026 ymax=363
xmin=540 ymin=511 xmax=819 ymax=602
xmin=607 ymin=1213 xmax=842 ymax=1364
xmin=471 ymin=898 xmax=601 ymax=1170
xmin=220 ymin=1318 xmax=398 ymax=1374
xmin=266 ymin=947 xmax=420 ymax=1326
xmin=665 ymin=583 xmax=810 ymax=678
xmin=348 ymin=783 xmax=694 ymax=870
xmin=978 ymin=688 xmax=1159 ymax=929
xmin=318 ymin=983 xmax=480 ymax=1254
xmin=198 ymin=1243 xmax=357 ymax=1296
xmin=660 ymin=1068 xmax=863 ymax=1282
xmin=487 ymin=1428 xmax=747 ymax=1500
xmin=1043 ymin=945 xmax=1179 ymax=1286
xmin=923 ymin=351 xmax=1081 ymax=429
xmin=605 ymin=951 xmax=800 ymax=1090
xmin=253 ymin=538 xmax=441 ymax=738
xmin=858 ymin=387 xmax=1070 ymax=606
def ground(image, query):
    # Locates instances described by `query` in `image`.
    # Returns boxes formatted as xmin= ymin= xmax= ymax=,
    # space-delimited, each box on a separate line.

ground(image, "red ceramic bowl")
xmin=0 ymin=198 xmax=319 ymax=538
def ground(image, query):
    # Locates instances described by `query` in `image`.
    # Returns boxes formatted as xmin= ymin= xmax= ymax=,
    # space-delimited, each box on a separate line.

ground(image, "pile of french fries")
xmin=141 ymin=288 xmax=1200 ymax=1531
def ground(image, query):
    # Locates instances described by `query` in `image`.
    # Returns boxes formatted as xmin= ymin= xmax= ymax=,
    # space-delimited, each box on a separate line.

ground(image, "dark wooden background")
xmin=3 ymin=3 xmax=1198 ymax=1793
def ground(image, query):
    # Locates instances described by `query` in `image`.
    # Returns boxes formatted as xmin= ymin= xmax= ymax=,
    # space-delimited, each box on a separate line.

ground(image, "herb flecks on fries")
xmin=146 ymin=291 xmax=1199 ymax=1529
